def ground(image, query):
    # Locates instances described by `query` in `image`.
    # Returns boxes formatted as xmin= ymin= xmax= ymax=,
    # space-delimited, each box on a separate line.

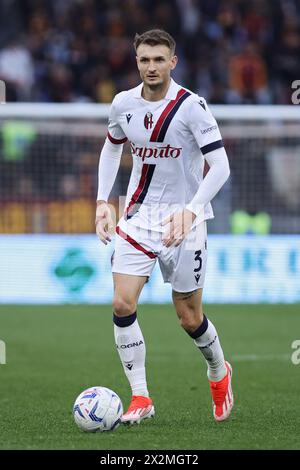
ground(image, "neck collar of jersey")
xmin=134 ymin=78 xmax=180 ymax=101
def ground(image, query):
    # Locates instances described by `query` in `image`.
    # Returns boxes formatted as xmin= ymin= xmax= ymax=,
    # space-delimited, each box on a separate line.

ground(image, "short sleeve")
xmin=107 ymin=97 xmax=128 ymax=144
xmin=186 ymin=97 xmax=224 ymax=155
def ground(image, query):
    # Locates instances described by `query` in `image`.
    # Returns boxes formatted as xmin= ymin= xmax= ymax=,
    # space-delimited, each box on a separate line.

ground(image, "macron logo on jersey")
xmin=131 ymin=142 xmax=182 ymax=162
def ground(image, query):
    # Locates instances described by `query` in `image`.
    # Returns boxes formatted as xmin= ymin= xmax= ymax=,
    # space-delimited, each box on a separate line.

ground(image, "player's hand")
xmin=95 ymin=201 xmax=115 ymax=245
xmin=161 ymin=208 xmax=196 ymax=247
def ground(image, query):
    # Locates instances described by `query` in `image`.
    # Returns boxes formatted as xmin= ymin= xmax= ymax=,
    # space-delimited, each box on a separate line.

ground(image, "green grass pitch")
xmin=0 ymin=304 xmax=299 ymax=450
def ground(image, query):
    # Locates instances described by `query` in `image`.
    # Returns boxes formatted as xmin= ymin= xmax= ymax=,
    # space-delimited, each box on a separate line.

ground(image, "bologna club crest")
xmin=144 ymin=112 xmax=154 ymax=129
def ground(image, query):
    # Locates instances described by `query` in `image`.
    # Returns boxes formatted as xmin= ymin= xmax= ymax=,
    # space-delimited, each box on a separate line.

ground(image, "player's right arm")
xmin=96 ymin=96 xmax=127 ymax=244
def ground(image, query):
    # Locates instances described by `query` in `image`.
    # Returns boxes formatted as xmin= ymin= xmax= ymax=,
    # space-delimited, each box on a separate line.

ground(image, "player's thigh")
xmin=112 ymin=222 xmax=156 ymax=312
xmin=113 ymin=272 xmax=148 ymax=306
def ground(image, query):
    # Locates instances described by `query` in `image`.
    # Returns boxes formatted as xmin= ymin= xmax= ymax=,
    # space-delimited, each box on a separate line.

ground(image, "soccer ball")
xmin=73 ymin=386 xmax=123 ymax=432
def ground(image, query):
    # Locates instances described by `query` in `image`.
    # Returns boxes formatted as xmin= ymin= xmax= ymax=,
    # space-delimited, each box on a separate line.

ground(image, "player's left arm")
xmin=162 ymin=98 xmax=230 ymax=247
xmin=185 ymin=146 xmax=230 ymax=217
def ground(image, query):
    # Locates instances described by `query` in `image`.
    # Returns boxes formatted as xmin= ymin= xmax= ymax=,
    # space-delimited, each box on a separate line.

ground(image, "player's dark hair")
xmin=134 ymin=29 xmax=176 ymax=54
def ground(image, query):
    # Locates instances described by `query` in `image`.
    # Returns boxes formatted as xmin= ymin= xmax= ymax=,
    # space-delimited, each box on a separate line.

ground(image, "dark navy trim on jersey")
xmin=113 ymin=312 xmax=137 ymax=327
xmin=187 ymin=314 xmax=209 ymax=339
xmin=124 ymin=163 xmax=156 ymax=220
xmin=150 ymin=88 xmax=191 ymax=143
xmin=200 ymin=139 xmax=224 ymax=155
xmin=155 ymin=91 xmax=191 ymax=142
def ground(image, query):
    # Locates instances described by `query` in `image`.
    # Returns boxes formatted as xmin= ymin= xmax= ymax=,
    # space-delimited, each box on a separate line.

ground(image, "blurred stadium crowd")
xmin=0 ymin=0 xmax=300 ymax=104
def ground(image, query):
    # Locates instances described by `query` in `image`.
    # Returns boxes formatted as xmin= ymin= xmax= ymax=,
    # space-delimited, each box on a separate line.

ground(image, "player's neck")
xmin=141 ymin=79 xmax=171 ymax=102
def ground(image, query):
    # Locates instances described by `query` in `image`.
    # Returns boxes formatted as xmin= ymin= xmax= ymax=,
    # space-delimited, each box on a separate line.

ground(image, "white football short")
xmin=112 ymin=217 xmax=208 ymax=292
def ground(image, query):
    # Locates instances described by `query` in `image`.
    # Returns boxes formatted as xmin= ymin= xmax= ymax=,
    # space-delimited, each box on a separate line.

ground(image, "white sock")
xmin=193 ymin=316 xmax=227 ymax=382
xmin=113 ymin=313 xmax=149 ymax=397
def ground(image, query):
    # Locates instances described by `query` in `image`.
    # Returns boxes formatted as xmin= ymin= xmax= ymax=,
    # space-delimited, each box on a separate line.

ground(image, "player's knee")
xmin=112 ymin=296 xmax=136 ymax=317
xmin=180 ymin=317 xmax=199 ymax=333
xmin=178 ymin=310 xmax=204 ymax=333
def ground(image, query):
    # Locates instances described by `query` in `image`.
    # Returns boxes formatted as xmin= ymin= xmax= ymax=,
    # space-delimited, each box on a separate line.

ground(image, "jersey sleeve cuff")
xmin=186 ymin=202 xmax=205 ymax=220
xmin=107 ymin=132 xmax=127 ymax=145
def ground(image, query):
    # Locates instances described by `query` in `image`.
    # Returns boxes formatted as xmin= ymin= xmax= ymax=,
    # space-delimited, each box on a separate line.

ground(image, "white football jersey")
xmin=107 ymin=78 xmax=224 ymax=232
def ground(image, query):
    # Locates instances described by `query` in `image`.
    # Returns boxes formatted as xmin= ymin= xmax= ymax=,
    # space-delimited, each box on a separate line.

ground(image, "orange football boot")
xmin=121 ymin=395 xmax=155 ymax=425
xmin=209 ymin=361 xmax=234 ymax=422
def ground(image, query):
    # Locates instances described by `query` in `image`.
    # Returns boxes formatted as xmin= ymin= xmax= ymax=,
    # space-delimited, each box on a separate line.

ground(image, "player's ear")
xmin=170 ymin=55 xmax=178 ymax=70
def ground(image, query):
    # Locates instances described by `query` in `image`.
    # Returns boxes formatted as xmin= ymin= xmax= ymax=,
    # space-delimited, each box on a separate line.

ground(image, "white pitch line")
xmin=230 ymin=353 xmax=291 ymax=362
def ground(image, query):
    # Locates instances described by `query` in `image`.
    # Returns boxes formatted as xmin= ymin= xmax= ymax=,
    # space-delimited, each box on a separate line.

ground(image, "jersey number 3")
xmin=194 ymin=250 xmax=202 ymax=285
xmin=194 ymin=250 xmax=202 ymax=273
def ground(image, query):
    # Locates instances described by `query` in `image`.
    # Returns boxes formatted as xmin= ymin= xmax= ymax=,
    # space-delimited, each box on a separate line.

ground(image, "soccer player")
xmin=96 ymin=29 xmax=233 ymax=424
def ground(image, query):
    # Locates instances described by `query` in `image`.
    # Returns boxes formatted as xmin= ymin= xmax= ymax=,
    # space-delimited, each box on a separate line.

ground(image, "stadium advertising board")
xmin=0 ymin=235 xmax=299 ymax=304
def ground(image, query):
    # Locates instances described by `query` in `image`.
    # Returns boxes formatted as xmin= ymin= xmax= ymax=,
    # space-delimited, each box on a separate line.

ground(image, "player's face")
xmin=136 ymin=44 xmax=177 ymax=89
